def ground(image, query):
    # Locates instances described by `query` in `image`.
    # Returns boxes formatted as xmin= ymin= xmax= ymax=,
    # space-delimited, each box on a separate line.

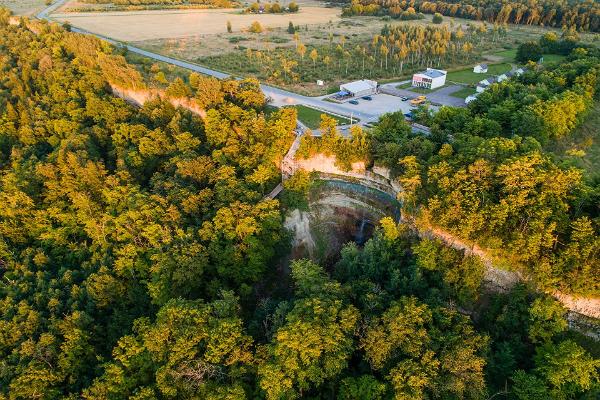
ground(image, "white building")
xmin=412 ymin=68 xmax=447 ymax=90
xmin=497 ymin=73 xmax=509 ymax=82
xmin=339 ymin=80 xmax=378 ymax=97
xmin=473 ymin=63 xmax=488 ymax=73
xmin=465 ymin=94 xmax=479 ymax=104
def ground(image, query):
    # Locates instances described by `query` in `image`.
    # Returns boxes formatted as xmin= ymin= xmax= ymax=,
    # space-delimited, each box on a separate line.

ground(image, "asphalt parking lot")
xmin=317 ymin=93 xmax=415 ymax=120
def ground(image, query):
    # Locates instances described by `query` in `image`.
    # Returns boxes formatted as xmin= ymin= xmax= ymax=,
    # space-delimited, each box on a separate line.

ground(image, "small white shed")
xmin=473 ymin=63 xmax=488 ymax=73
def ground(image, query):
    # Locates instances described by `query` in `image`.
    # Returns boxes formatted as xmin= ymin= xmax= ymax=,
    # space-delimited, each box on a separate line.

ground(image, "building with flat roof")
xmin=339 ymin=80 xmax=378 ymax=97
xmin=412 ymin=68 xmax=447 ymax=90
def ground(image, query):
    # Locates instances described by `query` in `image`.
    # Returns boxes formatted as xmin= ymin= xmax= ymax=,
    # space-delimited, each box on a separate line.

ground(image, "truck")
xmin=410 ymin=95 xmax=427 ymax=106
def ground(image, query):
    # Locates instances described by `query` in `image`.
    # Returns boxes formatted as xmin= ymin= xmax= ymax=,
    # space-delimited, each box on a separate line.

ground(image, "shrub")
xmin=516 ymin=41 xmax=543 ymax=63
xmin=432 ymin=12 xmax=443 ymax=24
xmin=288 ymin=1 xmax=299 ymax=12
xmin=249 ymin=21 xmax=264 ymax=33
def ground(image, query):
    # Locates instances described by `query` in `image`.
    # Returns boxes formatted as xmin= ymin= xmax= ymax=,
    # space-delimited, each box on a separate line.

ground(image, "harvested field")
xmin=51 ymin=6 xmax=341 ymax=41
xmin=0 ymin=0 xmax=46 ymax=15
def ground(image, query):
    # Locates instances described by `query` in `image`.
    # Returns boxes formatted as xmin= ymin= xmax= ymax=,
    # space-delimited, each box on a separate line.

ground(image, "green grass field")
xmin=447 ymin=63 xmax=512 ymax=85
xmin=489 ymin=48 xmax=567 ymax=64
xmin=451 ymin=86 xmax=477 ymax=99
xmin=491 ymin=48 xmax=518 ymax=62
xmin=540 ymin=53 xmax=567 ymax=63
xmin=290 ymin=105 xmax=353 ymax=130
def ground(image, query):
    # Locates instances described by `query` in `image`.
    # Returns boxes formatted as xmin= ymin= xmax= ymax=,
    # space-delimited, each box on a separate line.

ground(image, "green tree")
xmin=516 ymin=41 xmax=542 ymax=63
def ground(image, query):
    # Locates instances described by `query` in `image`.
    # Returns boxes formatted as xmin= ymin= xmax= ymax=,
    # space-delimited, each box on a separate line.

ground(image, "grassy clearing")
xmin=546 ymin=102 xmax=600 ymax=182
xmin=290 ymin=105 xmax=352 ymax=129
xmin=447 ymin=63 xmax=512 ymax=85
xmin=540 ymin=53 xmax=567 ymax=63
xmin=450 ymin=86 xmax=477 ymax=99
xmin=490 ymin=48 xmax=517 ymax=62
xmin=488 ymin=48 xmax=567 ymax=64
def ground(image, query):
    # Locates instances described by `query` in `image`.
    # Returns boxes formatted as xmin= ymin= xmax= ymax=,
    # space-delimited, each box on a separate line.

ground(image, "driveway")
xmin=380 ymin=83 xmax=467 ymax=107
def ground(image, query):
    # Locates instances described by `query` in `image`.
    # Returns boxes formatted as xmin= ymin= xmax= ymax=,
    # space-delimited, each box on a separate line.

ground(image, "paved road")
xmin=37 ymin=0 xmax=379 ymax=123
xmin=380 ymin=83 xmax=467 ymax=107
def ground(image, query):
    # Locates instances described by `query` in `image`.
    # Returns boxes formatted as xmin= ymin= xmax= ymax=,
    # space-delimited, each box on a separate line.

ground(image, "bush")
xmin=432 ymin=13 xmax=443 ymax=24
xmin=248 ymin=21 xmax=264 ymax=34
xmin=516 ymin=41 xmax=543 ymax=63
xmin=288 ymin=1 xmax=299 ymax=12
xmin=271 ymin=2 xmax=282 ymax=13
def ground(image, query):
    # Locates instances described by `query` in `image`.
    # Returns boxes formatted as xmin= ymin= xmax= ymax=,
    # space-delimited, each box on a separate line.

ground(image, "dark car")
xmin=404 ymin=112 xmax=413 ymax=120
xmin=361 ymin=96 xmax=373 ymax=101
xmin=349 ymin=99 xmax=359 ymax=105
xmin=401 ymin=96 xmax=409 ymax=101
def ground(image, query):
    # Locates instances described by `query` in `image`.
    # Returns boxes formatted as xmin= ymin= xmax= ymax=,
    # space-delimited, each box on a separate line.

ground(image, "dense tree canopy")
xmin=371 ymin=37 xmax=600 ymax=296
xmin=343 ymin=0 xmax=600 ymax=32
xmin=0 ymin=10 xmax=598 ymax=400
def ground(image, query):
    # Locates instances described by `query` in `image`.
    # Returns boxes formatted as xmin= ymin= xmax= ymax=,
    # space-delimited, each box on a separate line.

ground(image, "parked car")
xmin=349 ymin=99 xmax=359 ymax=105
xmin=404 ymin=113 xmax=413 ymax=120
xmin=361 ymin=96 xmax=373 ymax=101
xmin=401 ymin=96 xmax=409 ymax=101
xmin=410 ymin=95 xmax=427 ymax=106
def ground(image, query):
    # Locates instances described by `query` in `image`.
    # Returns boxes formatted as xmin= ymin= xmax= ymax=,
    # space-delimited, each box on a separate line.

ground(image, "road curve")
xmin=36 ymin=0 xmax=379 ymax=122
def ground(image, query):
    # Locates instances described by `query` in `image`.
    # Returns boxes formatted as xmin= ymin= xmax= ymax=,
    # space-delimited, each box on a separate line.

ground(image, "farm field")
xmin=0 ymin=0 xmax=45 ymax=15
xmin=51 ymin=5 xmax=340 ymax=41
xmin=57 ymin=0 xmax=237 ymax=12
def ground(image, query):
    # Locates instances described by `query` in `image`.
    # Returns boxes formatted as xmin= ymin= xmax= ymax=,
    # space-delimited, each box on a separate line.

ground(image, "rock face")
xmin=284 ymin=154 xmax=600 ymax=321
xmin=110 ymin=85 xmax=207 ymax=118
xmin=283 ymin=179 xmax=400 ymax=266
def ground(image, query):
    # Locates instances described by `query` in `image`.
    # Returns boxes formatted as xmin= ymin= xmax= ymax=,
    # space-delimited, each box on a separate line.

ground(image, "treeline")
xmin=370 ymin=38 xmax=600 ymax=296
xmin=81 ymin=0 xmax=235 ymax=7
xmin=342 ymin=0 xmax=600 ymax=32
xmin=246 ymin=1 xmax=299 ymax=13
xmin=218 ymin=24 xmax=487 ymax=88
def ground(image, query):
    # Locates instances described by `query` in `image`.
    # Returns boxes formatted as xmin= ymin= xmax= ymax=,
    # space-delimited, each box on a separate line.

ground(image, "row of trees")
xmin=246 ymin=1 xmax=299 ymax=13
xmin=208 ymin=24 xmax=493 ymax=87
xmin=342 ymin=0 xmax=600 ymax=32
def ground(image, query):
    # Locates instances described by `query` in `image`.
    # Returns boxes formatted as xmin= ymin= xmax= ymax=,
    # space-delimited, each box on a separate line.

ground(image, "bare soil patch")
xmin=51 ymin=6 xmax=341 ymax=41
xmin=0 ymin=0 xmax=46 ymax=16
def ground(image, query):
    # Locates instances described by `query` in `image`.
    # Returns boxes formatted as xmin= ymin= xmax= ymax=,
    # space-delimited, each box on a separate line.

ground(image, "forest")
xmin=0 ymin=8 xmax=599 ymax=400
xmin=342 ymin=0 xmax=600 ymax=32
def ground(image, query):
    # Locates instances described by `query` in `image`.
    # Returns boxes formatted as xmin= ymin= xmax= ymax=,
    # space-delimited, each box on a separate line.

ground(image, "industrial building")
xmin=412 ymin=68 xmax=447 ymax=90
xmin=339 ymin=80 xmax=378 ymax=98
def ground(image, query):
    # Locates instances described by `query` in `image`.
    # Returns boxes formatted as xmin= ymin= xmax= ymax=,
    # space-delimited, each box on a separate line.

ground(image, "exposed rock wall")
xmin=288 ymin=153 xmax=600 ymax=320
xmin=110 ymin=85 xmax=207 ymax=119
